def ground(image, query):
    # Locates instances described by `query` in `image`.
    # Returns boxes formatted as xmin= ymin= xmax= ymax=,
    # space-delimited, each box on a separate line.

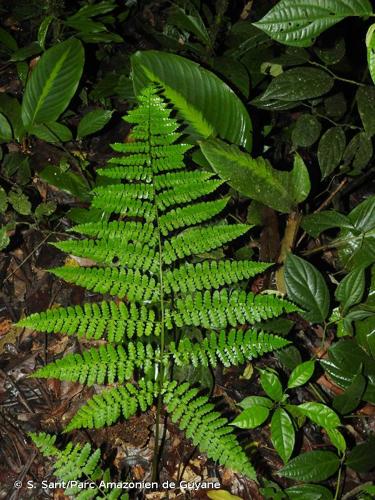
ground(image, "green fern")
xmin=29 ymin=432 xmax=127 ymax=499
xmin=20 ymin=85 xmax=299 ymax=483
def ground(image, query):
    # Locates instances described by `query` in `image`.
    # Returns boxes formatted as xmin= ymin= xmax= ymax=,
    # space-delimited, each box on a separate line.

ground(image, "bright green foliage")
xmin=29 ymin=432 xmax=123 ymax=499
xmin=21 ymin=86 xmax=299 ymax=480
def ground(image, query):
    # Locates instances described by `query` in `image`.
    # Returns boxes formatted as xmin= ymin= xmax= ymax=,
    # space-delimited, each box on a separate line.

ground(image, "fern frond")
xmin=32 ymin=343 xmax=158 ymax=384
xmin=91 ymin=187 xmax=155 ymax=220
xmin=70 ymin=221 xmax=157 ymax=246
xmin=159 ymin=198 xmax=230 ymax=235
xmin=65 ymin=380 xmax=161 ymax=431
xmin=156 ymin=179 xmax=224 ymax=210
xmin=163 ymin=382 xmax=256 ymax=480
xmin=170 ymin=330 xmax=290 ymax=368
xmin=164 ymin=259 xmax=271 ymax=294
xmin=17 ymin=300 xmax=160 ymax=340
xmin=54 ymin=265 xmax=158 ymax=302
xmin=30 ymin=433 xmax=105 ymax=498
xmin=52 ymin=239 xmax=158 ymax=272
xmin=154 ymin=170 xmax=214 ymax=189
xmin=167 ymin=290 xmax=298 ymax=329
xmin=163 ymin=224 xmax=251 ymax=264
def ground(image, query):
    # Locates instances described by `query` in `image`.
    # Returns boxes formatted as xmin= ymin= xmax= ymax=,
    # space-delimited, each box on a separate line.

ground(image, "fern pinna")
xmin=19 ymin=85 xmax=298 ymax=484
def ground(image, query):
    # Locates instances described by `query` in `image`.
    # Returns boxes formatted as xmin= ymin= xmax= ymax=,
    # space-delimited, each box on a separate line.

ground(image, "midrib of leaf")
xmin=28 ymin=49 xmax=70 ymax=125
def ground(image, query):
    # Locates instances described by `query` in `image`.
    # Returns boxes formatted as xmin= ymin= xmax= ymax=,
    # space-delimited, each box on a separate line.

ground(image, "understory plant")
xmin=18 ymin=84 xmax=300 ymax=492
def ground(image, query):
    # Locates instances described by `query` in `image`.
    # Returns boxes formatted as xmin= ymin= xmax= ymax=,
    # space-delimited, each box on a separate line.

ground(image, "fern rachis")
xmin=19 ymin=85 xmax=299 ymax=488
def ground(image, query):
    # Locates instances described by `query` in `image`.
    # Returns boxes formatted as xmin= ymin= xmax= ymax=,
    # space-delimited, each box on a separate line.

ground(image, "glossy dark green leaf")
xmin=337 ymin=195 xmax=375 ymax=270
xmin=0 ymin=187 xmax=7 ymax=213
xmin=8 ymin=190 xmax=31 ymax=215
xmin=22 ymin=38 xmax=84 ymax=128
xmin=200 ymin=139 xmax=310 ymax=213
xmin=278 ymin=450 xmax=340 ymax=482
xmin=34 ymin=201 xmax=57 ymax=219
xmin=231 ymin=405 xmax=270 ymax=429
xmin=37 ymin=15 xmax=53 ymax=50
xmin=333 ymin=371 xmax=366 ymax=414
xmin=0 ymin=27 xmax=17 ymax=52
xmin=285 ymin=484 xmax=333 ymax=500
xmin=253 ymin=0 xmax=372 ymax=47
xmin=343 ymin=131 xmax=373 ymax=175
xmin=357 ymin=86 xmax=375 ymax=137
xmin=335 ymin=267 xmax=366 ymax=313
xmin=258 ymin=68 xmax=334 ymax=102
xmin=288 ymin=360 xmax=315 ymax=388
xmin=346 ymin=437 xmax=375 ymax=472
xmin=30 ymin=122 xmax=73 ymax=143
xmin=292 ymin=114 xmax=321 ymax=147
xmin=366 ymin=24 xmax=375 ymax=85
xmin=0 ymin=94 xmax=25 ymax=141
xmin=315 ymin=38 xmax=346 ymax=65
xmin=271 ymin=408 xmax=295 ymax=463
xmin=326 ymin=428 xmax=347 ymax=454
xmin=213 ymin=57 xmax=250 ymax=97
xmin=259 ymin=369 xmax=283 ymax=401
xmin=276 ymin=345 xmax=302 ymax=370
xmin=238 ymin=396 xmax=273 ymax=410
xmin=285 ymin=254 xmax=330 ymax=323
xmin=0 ymin=113 xmax=12 ymax=142
xmin=131 ymin=50 xmax=252 ymax=150
xmin=324 ymin=93 xmax=347 ymax=120
xmin=318 ymin=127 xmax=346 ymax=178
xmin=10 ymin=41 xmax=42 ymax=62
xmin=298 ymin=402 xmax=340 ymax=429
xmin=77 ymin=109 xmax=113 ymax=139
xmin=168 ymin=5 xmax=211 ymax=47
xmin=302 ymin=210 xmax=352 ymax=238
xmin=39 ymin=165 xmax=90 ymax=201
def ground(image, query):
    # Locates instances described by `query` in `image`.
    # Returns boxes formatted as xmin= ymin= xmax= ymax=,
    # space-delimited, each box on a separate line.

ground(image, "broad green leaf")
xmin=335 ymin=267 xmax=366 ymax=313
xmin=259 ymin=369 xmax=283 ymax=402
xmin=342 ymin=131 xmax=373 ymax=175
xmin=298 ymin=402 xmax=340 ymax=429
xmin=213 ymin=57 xmax=250 ymax=97
xmin=0 ymin=94 xmax=25 ymax=141
xmin=0 ymin=27 xmax=17 ymax=51
xmin=0 ymin=113 xmax=12 ymax=142
xmin=253 ymin=0 xmax=372 ymax=47
xmin=337 ymin=195 xmax=375 ymax=269
xmin=77 ymin=109 xmax=113 ymax=139
xmin=333 ymin=371 xmax=366 ymax=414
xmin=30 ymin=122 xmax=73 ymax=143
xmin=277 ymin=345 xmax=302 ymax=371
xmin=278 ymin=450 xmax=340 ymax=482
xmin=366 ymin=24 xmax=375 ymax=85
xmin=39 ymin=165 xmax=90 ymax=201
xmin=288 ymin=360 xmax=315 ymax=389
xmin=258 ymin=68 xmax=334 ymax=101
xmin=11 ymin=42 xmax=42 ymax=62
xmin=0 ymin=227 xmax=10 ymax=251
xmin=237 ymin=396 xmax=273 ymax=410
xmin=324 ymin=92 xmax=347 ymax=119
xmin=285 ymin=484 xmax=333 ymax=500
xmin=292 ymin=114 xmax=321 ymax=147
xmin=285 ymin=254 xmax=330 ymax=323
xmin=231 ymin=405 xmax=270 ymax=429
xmin=17 ymin=62 xmax=29 ymax=86
xmin=317 ymin=127 xmax=346 ymax=178
xmin=168 ymin=5 xmax=211 ymax=47
xmin=22 ymin=38 xmax=84 ymax=128
xmin=131 ymin=50 xmax=252 ymax=150
xmin=301 ymin=210 xmax=352 ymax=238
xmin=0 ymin=187 xmax=7 ymax=213
xmin=200 ymin=139 xmax=310 ymax=213
xmin=346 ymin=437 xmax=375 ymax=472
xmin=357 ymin=86 xmax=375 ymax=136
xmin=38 ymin=15 xmax=53 ymax=50
xmin=326 ymin=428 xmax=346 ymax=454
xmin=315 ymin=38 xmax=346 ymax=65
xmin=34 ymin=201 xmax=57 ymax=219
xmin=8 ymin=191 xmax=32 ymax=215
xmin=271 ymin=408 xmax=295 ymax=463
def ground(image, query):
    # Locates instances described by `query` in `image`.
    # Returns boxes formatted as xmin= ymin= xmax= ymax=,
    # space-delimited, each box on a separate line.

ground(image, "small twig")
xmin=342 ymin=482 xmax=373 ymax=500
xmin=0 ymin=369 xmax=35 ymax=414
xmin=9 ymin=451 xmax=37 ymax=500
